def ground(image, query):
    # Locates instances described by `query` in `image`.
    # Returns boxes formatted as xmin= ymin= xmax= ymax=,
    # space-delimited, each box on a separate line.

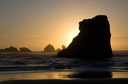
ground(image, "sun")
xmin=67 ymin=30 xmax=79 ymax=45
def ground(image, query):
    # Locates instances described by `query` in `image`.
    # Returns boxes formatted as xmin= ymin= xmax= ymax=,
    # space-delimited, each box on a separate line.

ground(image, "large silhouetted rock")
xmin=57 ymin=15 xmax=113 ymax=59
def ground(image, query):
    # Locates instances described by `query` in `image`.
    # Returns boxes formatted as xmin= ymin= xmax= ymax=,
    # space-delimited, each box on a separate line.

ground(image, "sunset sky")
xmin=0 ymin=0 xmax=128 ymax=51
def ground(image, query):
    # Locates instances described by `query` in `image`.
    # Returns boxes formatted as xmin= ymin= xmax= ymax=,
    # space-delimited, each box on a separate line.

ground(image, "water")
xmin=0 ymin=51 xmax=128 ymax=72
xmin=0 ymin=51 xmax=128 ymax=81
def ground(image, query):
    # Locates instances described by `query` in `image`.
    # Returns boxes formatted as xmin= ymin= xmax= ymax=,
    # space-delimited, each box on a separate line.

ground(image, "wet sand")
xmin=0 ymin=71 xmax=128 ymax=84
xmin=1 ymin=79 xmax=128 ymax=84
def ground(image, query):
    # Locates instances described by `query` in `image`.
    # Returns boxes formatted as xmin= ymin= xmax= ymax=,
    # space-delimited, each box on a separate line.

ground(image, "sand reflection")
xmin=0 ymin=71 xmax=128 ymax=82
xmin=113 ymin=72 xmax=128 ymax=78
xmin=0 ymin=71 xmax=76 ymax=81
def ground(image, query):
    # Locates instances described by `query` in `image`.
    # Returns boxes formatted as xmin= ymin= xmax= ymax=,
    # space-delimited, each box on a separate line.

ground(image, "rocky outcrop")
xmin=19 ymin=47 xmax=31 ymax=52
xmin=4 ymin=46 xmax=19 ymax=52
xmin=43 ymin=44 xmax=55 ymax=52
xmin=57 ymin=15 xmax=113 ymax=59
xmin=0 ymin=49 xmax=4 ymax=52
xmin=56 ymin=48 xmax=61 ymax=52
xmin=62 ymin=45 xmax=66 ymax=50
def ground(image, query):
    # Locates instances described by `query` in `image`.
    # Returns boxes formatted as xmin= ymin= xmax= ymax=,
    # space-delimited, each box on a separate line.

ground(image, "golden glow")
xmin=1 ymin=71 xmax=128 ymax=81
xmin=0 ymin=0 xmax=128 ymax=51
xmin=0 ymin=71 xmax=76 ymax=81
xmin=111 ymin=38 xmax=128 ymax=50
xmin=113 ymin=72 xmax=128 ymax=78
xmin=67 ymin=30 xmax=80 ymax=46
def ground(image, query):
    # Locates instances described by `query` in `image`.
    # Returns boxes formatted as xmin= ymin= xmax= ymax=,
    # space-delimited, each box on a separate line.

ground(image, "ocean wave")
xmin=0 ymin=52 xmax=128 ymax=72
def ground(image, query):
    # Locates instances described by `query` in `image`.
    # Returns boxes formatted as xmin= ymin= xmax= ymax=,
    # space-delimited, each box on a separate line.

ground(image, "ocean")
xmin=0 ymin=51 xmax=128 ymax=81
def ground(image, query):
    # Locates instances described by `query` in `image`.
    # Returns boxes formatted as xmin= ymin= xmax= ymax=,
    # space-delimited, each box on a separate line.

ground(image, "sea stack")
xmin=57 ymin=15 xmax=113 ymax=59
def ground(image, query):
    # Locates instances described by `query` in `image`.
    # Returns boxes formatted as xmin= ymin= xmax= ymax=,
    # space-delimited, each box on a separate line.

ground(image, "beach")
xmin=0 ymin=51 xmax=128 ymax=83
xmin=1 ymin=79 xmax=128 ymax=84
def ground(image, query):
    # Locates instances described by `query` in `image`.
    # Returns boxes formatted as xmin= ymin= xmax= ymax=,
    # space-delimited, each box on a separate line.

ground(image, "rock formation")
xmin=4 ymin=46 xmax=19 ymax=52
xmin=19 ymin=47 xmax=31 ymax=52
xmin=56 ymin=48 xmax=61 ymax=52
xmin=0 ymin=49 xmax=4 ymax=52
xmin=43 ymin=44 xmax=55 ymax=52
xmin=57 ymin=15 xmax=113 ymax=59
xmin=62 ymin=45 xmax=66 ymax=50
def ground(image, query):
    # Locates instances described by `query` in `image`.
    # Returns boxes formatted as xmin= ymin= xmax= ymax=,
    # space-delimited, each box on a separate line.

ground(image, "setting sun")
xmin=67 ymin=30 xmax=80 ymax=45
xmin=1 ymin=1 xmax=128 ymax=82
xmin=0 ymin=0 xmax=128 ymax=51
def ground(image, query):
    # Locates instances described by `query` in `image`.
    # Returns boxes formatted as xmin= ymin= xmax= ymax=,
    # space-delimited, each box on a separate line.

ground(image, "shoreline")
xmin=1 ymin=78 xmax=128 ymax=84
xmin=0 ymin=71 xmax=128 ymax=82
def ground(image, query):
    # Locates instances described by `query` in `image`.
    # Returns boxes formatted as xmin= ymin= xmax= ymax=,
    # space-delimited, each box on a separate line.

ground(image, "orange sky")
xmin=0 ymin=0 xmax=128 ymax=51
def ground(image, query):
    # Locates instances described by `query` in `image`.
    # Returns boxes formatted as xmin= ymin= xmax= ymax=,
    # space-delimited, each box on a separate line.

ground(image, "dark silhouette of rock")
xmin=57 ymin=15 xmax=113 ymax=59
xmin=43 ymin=44 xmax=55 ymax=52
xmin=55 ymin=45 xmax=66 ymax=52
xmin=4 ymin=46 xmax=19 ymax=52
xmin=56 ymin=48 xmax=61 ymax=52
xmin=0 ymin=49 xmax=4 ymax=52
xmin=19 ymin=47 xmax=31 ymax=52
xmin=68 ymin=71 xmax=112 ymax=78
xmin=62 ymin=45 xmax=66 ymax=50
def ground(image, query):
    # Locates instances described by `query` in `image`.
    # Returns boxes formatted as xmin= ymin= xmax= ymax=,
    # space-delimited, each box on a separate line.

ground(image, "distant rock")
xmin=55 ymin=45 xmax=66 ymax=52
xmin=0 ymin=49 xmax=4 ymax=52
xmin=43 ymin=44 xmax=55 ymax=52
xmin=57 ymin=15 xmax=113 ymax=59
xmin=4 ymin=46 xmax=19 ymax=52
xmin=56 ymin=48 xmax=61 ymax=52
xmin=62 ymin=45 xmax=66 ymax=50
xmin=19 ymin=47 xmax=31 ymax=52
